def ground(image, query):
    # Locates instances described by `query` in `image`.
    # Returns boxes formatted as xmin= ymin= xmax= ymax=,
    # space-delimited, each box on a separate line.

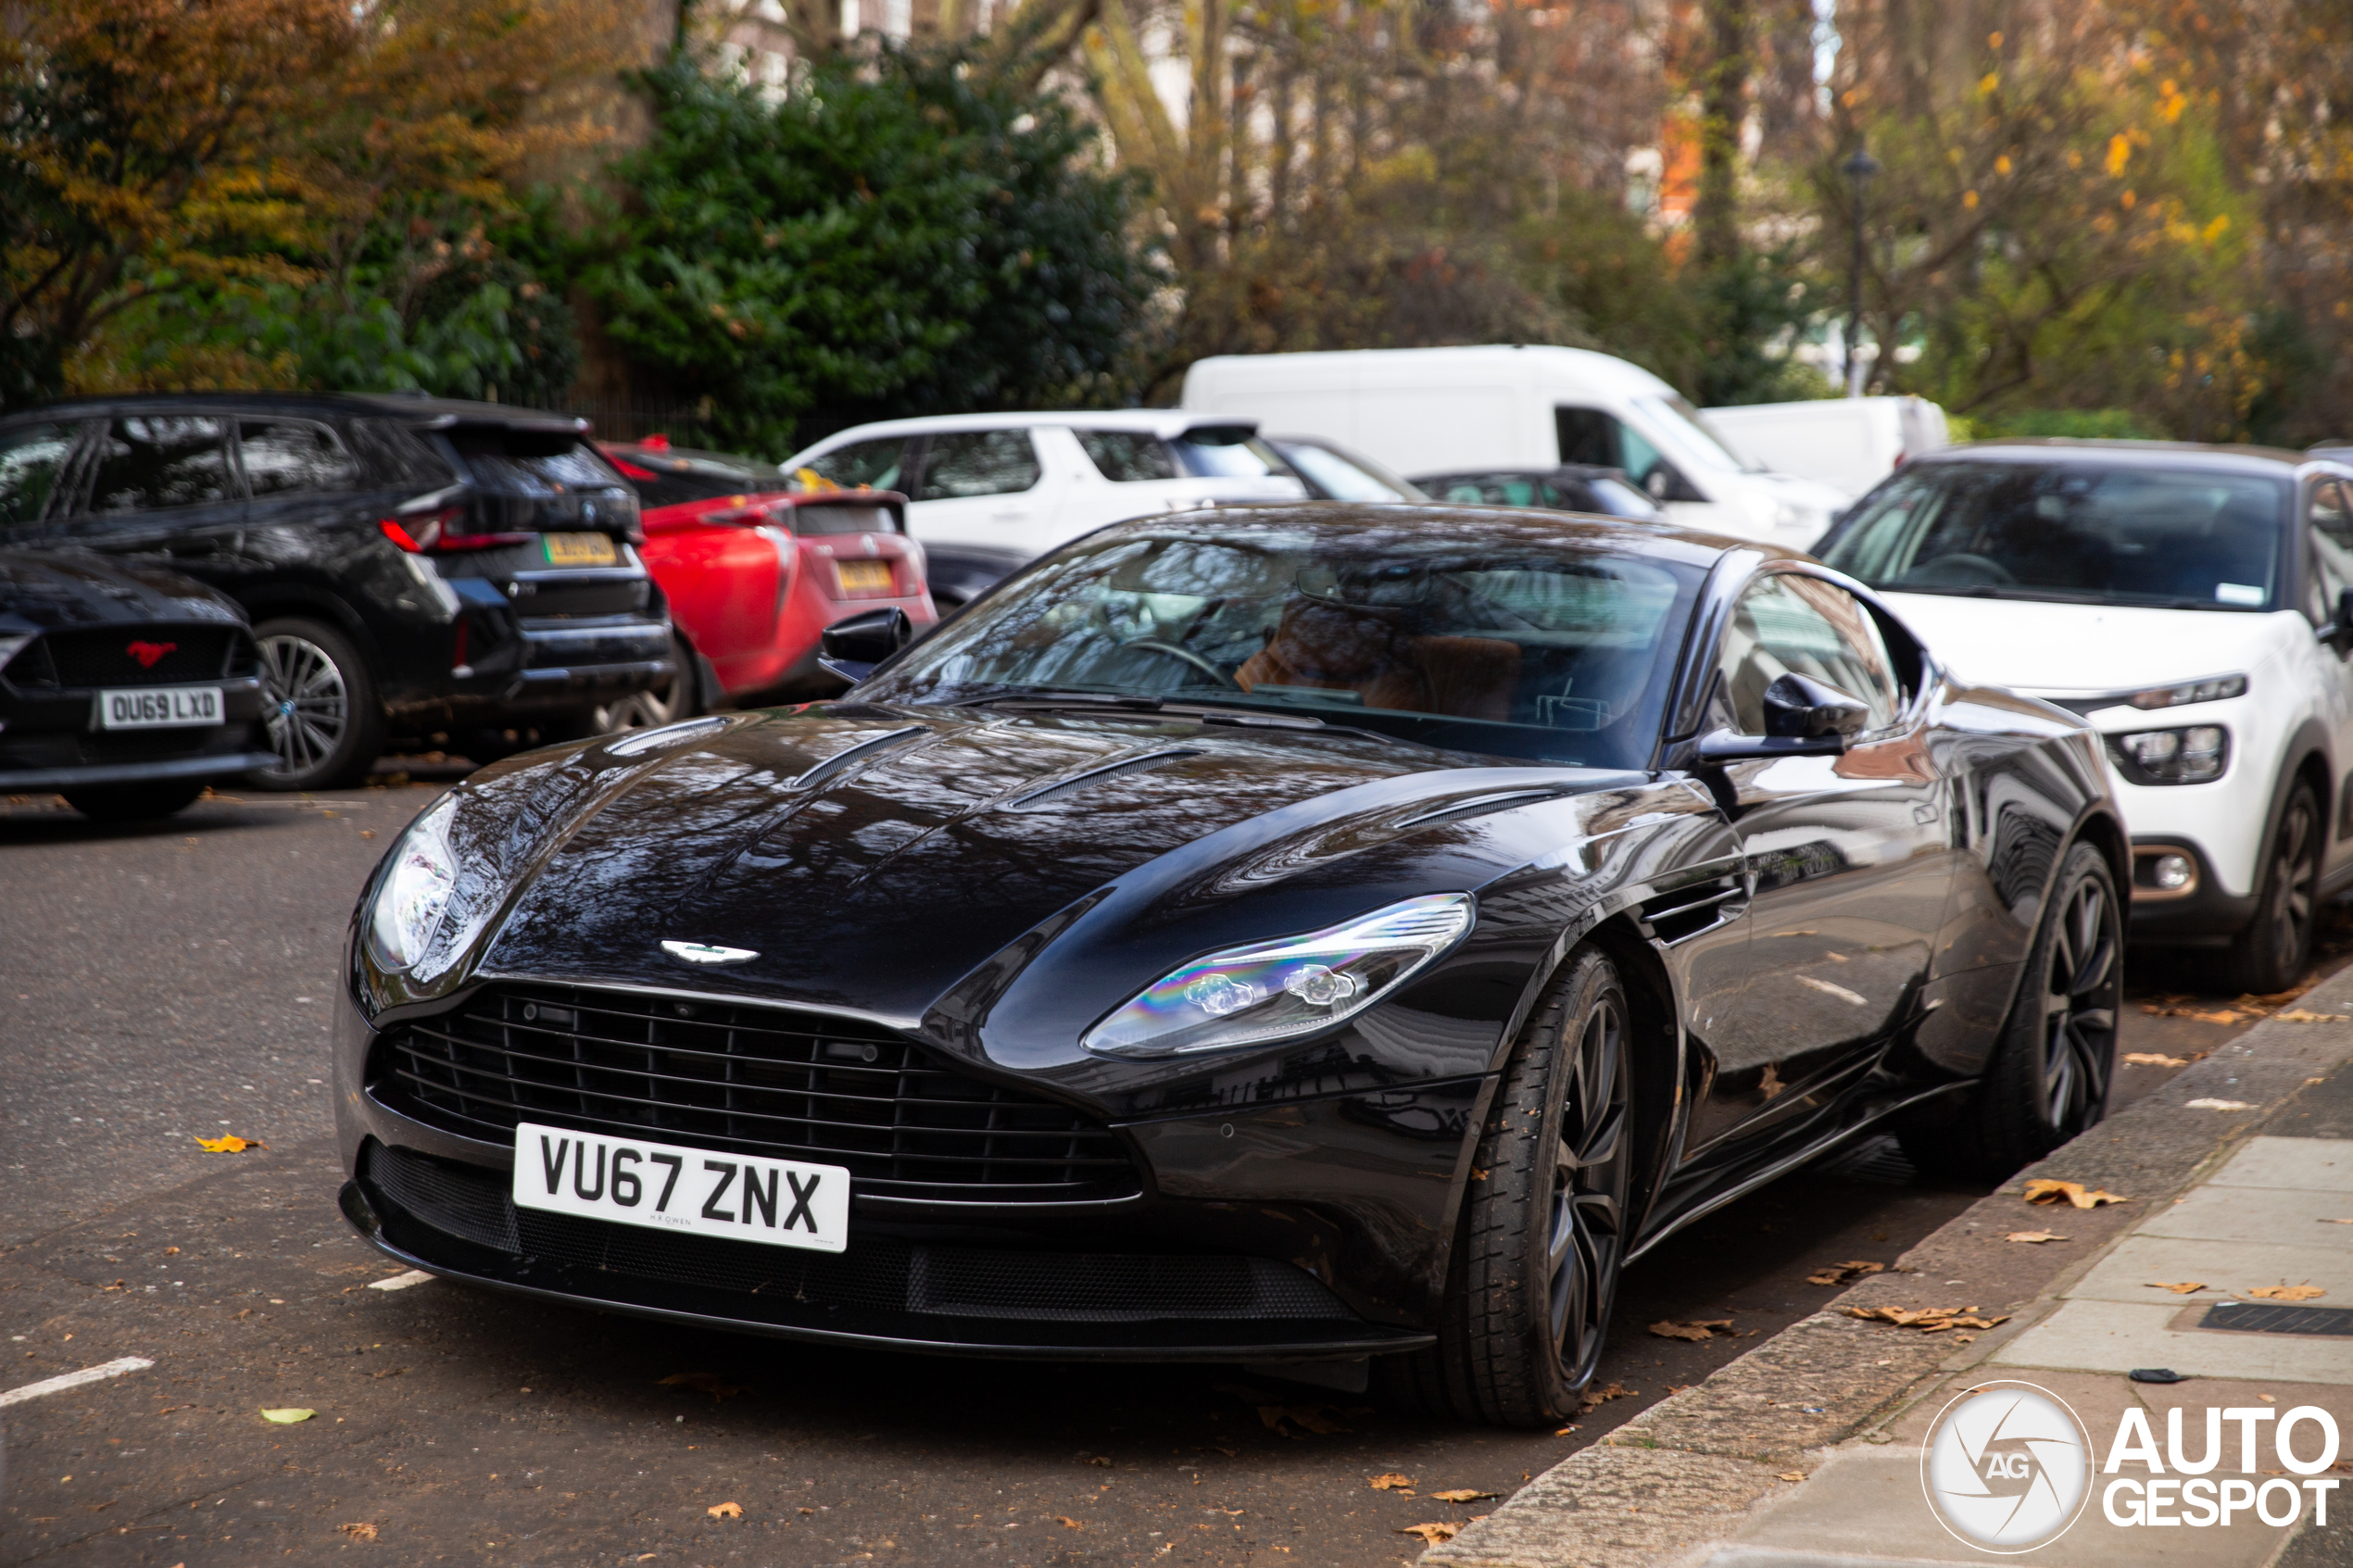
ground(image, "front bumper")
xmin=330 ymin=984 xmax=1469 ymax=1360
xmin=2122 ymin=836 xmax=2260 ymax=942
xmin=0 ymin=676 xmax=274 ymax=789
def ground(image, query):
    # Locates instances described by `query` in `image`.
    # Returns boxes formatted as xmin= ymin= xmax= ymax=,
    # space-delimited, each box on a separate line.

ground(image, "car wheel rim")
xmin=2267 ymin=797 xmax=2318 ymax=965
xmin=1548 ymin=990 xmax=1628 ymax=1384
xmin=257 ymin=633 xmax=347 ymax=779
xmin=595 ymin=679 xmax=681 ymax=734
xmin=2041 ymin=875 xmax=2119 ymax=1131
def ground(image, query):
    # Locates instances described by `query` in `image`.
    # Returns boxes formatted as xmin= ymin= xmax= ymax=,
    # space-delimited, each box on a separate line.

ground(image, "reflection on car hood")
xmin=1883 ymin=592 xmax=2298 ymax=697
xmin=472 ymin=706 xmax=1628 ymax=1033
xmin=0 ymin=547 xmax=246 ymax=631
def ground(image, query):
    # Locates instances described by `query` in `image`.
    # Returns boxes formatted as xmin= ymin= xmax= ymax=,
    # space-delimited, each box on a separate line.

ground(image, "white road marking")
xmin=368 ymin=1269 xmax=434 ymax=1291
xmin=0 ymin=1356 xmax=155 ymax=1408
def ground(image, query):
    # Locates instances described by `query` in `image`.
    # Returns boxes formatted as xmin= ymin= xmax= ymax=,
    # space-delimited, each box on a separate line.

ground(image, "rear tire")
xmin=250 ymin=618 xmax=384 ymax=791
xmin=1386 ymin=947 xmax=1633 ymax=1426
xmin=1899 ymin=840 xmax=2121 ymax=1181
xmin=60 ymin=781 xmax=206 ymax=822
xmin=2223 ymin=782 xmax=2321 ymax=995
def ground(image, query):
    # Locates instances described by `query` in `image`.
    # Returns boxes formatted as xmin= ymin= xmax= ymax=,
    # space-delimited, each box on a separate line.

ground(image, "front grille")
xmin=373 ymin=983 xmax=1140 ymax=1202
xmin=7 ymin=626 xmax=245 ymax=689
xmin=363 ymin=1143 xmax=1351 ymax=1323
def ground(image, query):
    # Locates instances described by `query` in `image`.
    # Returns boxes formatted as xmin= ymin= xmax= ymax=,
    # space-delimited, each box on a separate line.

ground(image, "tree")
xmin=567 ymin=47 xmax=1162 ymax=450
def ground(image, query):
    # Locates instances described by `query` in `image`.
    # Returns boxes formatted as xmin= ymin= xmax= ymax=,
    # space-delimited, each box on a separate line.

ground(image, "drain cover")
xmin=2199 ymin=1301 xmax=2353 ymax=1336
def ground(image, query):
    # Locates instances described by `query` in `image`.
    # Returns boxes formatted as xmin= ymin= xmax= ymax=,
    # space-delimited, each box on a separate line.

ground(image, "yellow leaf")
xmin=1994 ymin=154 xmax=2013 ymax=176
xmin=2106 ymin=132 xmax=2133 ymax=177
xmin=259 ymin=1408 xmax=315 ymax=1424
xmin=2146 ymin=1282 xmax=2208 ymax=1294
xmin=195 ymin=1134 xmax=264 ymax=1153
xmin=1779 ymin=1471 xmax=1806 ymax=1482
xmin=2275 ymin=1009 xmax=2344 ymax=1022
xmin=707 ymin=1501 xmax=742 ymax=1520
xmin=1648 ymin=1320 xmax=1733 ymax=1341
xmin=339 ymin=1522 xmax=378 ymax=1541
xmin=2122 ymin=1052 xmax=2187 ymax=1067
xmin=1430 ymin=1488 xmax=1497 ymax=1503
xmin=1977 ymin=71 xmax=1999 ymax=96
xmin=2007 ymin=1231 xmax=2068 ymax=1244
xmin=1963 ymin=190 xmax=1980 ymax=210
xmin=1399 ymin=1523 xmax=1460 ymax=1543
xmin=1056 ymin=1515 xmax=1084 ymax=1528
xmin=2023 ymin=1180 xmax=2129 ymax=1209
xmin=1369 ymin=1474 xmax=1416 ymax=1491
xmin=2248 ymin=1285 xmax=2325 ymax=1301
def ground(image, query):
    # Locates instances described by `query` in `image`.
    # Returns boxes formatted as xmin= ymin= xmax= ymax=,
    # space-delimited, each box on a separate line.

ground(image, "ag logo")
xmin=1921 ymin=1380 xmax=2092 ymax=1552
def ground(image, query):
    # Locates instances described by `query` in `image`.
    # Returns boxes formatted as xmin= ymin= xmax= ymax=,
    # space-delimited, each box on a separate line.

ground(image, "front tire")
xmin=1901 ymin=840 xmax=2121 ymax=1180
xmin=60 ymin=781 xmax=206 ymax=822
xmin=250 ymin=618 xmax=384 ymax=791
xmin=1395 ymin=947 xmax=1632 ymax=1426
xmin=2224 ymin=781 xmax=2321 ymax=995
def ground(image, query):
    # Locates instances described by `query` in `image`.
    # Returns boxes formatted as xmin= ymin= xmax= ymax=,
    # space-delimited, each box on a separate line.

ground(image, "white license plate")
xmin=95 ymin=685 xmax=222 ymax=730
xmin=510 ymin=1121 xmax=849 ymax=1254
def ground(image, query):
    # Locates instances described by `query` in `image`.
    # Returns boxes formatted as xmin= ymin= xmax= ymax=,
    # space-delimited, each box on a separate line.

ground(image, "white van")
xmin=1702 ymin=395 xmax=1950 ymax=500
xmin=1178 ymin=345 xmax=1849 ymax=549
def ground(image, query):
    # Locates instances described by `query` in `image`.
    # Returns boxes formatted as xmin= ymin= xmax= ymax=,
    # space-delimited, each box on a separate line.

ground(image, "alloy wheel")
xmin=258 ymin=633 xmax=348 ymax=780
xmin=2261 ymin=794 xmax=2320 ymax=973
xmin=2040 ymin=873 xmax=2120 ymax=1132
xmin=1548 ymin=989 xmax=1629 ymax=1385
xmin=593 ymin=678 xmax=684 ymax=734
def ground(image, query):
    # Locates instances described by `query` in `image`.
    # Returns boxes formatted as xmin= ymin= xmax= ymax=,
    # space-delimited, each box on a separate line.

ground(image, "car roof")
xmin=1919 ymin=437 xmax=2345 ymax=477
xmin=1412 ymin=464 xmax=1638 ymax=483
xmin=0 ymin=390 xmax=589 ymax=436
xmin=1090 ymin=499 xmax=1788 ymax=569
xmin=797 ymin=409 xmax=1257 ymax=448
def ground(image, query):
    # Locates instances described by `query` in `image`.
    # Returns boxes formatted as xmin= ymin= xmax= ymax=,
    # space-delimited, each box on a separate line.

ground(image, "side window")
xmin=916 ymin=430 xmax=1041 ymax=499
xmin=0 ymin=421 xmax=81 ymax=534
xmin=1077 ymin=431 xmax=1178 ymax=483
xmin=87 ymin=417 xmax=233 ymax=513
xmin=239 ymin=420 xmax=359 ymax=496
xmin=1555 ymin=405 xmax=1665 ymax=493
xmin=799 ymin=436 xmax=907 ymax=492
xmin=2307 ymin=480 xmax=2353 ymax=626
xmin=1717 ymin=573 xmax=1901 ymax=735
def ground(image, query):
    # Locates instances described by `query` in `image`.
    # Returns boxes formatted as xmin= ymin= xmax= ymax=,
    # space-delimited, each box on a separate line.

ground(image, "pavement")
xmin=1427 ymin=965 xmax=2353 ymax=1568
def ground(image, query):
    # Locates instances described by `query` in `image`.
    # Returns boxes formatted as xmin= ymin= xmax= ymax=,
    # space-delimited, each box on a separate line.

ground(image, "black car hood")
xmin=467 ymin=706 xmax=1641 ymax=1057
xmin=0 ymin=548 xmax=247 ymax=632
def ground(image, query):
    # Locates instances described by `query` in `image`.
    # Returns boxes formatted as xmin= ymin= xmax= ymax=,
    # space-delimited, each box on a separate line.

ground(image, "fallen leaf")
xmin=1056 ymin=1516 xmax=1084 ymax=1529
xmin=1806 ymin=1261 xmax=1887 ymax=1286
xmin=1257 ymin=1403 xmax=1353 ymax=1436
xmin=1778 ymin=1471 xmax=1806 ymax=1482
xmin=1843 ymin=1306 xmax=2011 ymax=1332
xmin=1369 ymin=1474 xmax=1416 ymax=1491
xmin=2276 ymin=1010 xmax=2349 ymax=1022
xmin=1398 ymin=1523 xmax=1460 ymax=1543
xmin=2248 ymin=1285 xmax=2326 ymax=1301
xmin=339 ymin=1522 xmax=378 ymax=1541
xmin=1430 ymin=1488 xmax=1497 ymax=1503
xmin=2007 ymin=1231 xmax=2068 ymax=1244
xmin=2185 ymin=1098 xmax=2258 ymax=1111
xmin=259 ymin=1408 xmax=314 ymax=1424
xmin=2022 ymin=1179 xmax=2129 ymax=1209
xmin=2121 ymin=1051 xmax=2189 ymax=1068
xmin=707 ymin=1501 xmax=742 ymax=1520
xmin=1578 ymin=1382 xmax=1638 ymax=1413
xmin=1081 ymin=1454 xmax=1113 ymax=1467
xmin=1648 ymin=1319 xmax=1734 ymax=1341
xmin=659 ymin=1372 xmax=744 ymax=1401
xmin=195 ymin=1135 xmax=264 ymax=1153
xmin=2146 ymin=1282 xmax=2209 ymax=1294
xmin=2322 ymin=1219 xmax=2353 ymax=1225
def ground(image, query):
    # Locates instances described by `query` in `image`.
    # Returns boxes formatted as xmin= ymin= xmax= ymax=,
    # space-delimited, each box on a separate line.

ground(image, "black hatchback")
xmin=0 ymin=395 xmax=673 ymax=788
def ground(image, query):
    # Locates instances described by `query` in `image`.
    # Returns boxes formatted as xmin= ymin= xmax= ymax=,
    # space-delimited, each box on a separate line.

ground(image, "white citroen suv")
xmin=1817 ymin=440 xmax=2353 ymax=991
xmin=780 ymin=412 xmax=1306 ymax=610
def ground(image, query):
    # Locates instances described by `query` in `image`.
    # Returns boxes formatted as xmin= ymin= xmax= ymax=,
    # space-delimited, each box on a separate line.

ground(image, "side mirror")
xmin=2334 ymin=586 xmax=2353 ymax=640
xmin=818 ymin=607 xmax=913 ymax=684
xmin=1642 ymin=461 xmax=1706 ymax=505
xmin=1694 ymin=672 xmax=1869 ymax=763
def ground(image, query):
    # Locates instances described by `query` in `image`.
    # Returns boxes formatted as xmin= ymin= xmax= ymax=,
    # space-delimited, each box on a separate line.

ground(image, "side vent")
xmin=1003 ymin=749 xmax=1201 ymax=811
xmin=1638 ymin=868 xmax=1747 ymax=945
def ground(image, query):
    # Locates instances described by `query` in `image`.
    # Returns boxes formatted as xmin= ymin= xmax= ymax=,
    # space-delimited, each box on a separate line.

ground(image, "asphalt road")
xmin=0 ymin=771 xmax=2288 ymax=1566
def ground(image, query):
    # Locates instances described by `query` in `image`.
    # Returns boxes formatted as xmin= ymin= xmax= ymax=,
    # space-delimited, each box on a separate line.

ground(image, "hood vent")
xmin=790 ymin=724 xmax=927 ymax=790
xmin=1001 ymin=749 xmax=1202 ymax=812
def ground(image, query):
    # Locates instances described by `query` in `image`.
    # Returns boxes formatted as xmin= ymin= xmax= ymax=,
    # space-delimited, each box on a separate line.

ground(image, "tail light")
xmin=378 ymin=506 xmax=529 ymax=553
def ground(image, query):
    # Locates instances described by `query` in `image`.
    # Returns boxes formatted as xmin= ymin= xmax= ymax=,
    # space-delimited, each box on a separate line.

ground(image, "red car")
xmin=599 ymin=438 xmax=935 ymax=723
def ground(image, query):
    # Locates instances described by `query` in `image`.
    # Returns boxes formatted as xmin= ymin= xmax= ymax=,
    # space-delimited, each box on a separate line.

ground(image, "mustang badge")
xmin=126 ymin=640 xmax=177 ymax=668
xmin=661 ymin=940 xmax=759 ymax=966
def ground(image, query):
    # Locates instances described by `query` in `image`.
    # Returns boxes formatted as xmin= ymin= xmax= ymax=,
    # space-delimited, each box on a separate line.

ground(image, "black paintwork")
xmin=0 ymin=393 xmax=672 ymax=734
xmin=331 ymin=507 xmax=2124 ymax=1360
xmin=0 ymin=547 xmax=275 ymax=785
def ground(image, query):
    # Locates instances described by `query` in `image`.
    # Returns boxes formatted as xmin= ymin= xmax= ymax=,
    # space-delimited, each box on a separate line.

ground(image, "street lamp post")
xmin=1842 ymin=142 xmax=1881 ymax=397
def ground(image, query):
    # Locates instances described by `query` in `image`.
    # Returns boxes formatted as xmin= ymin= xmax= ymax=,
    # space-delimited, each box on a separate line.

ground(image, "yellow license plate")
xmin=542 ymin=532 xmax=617 ymax=567
xmin=835 ymin=559 xmax=893 ymax=592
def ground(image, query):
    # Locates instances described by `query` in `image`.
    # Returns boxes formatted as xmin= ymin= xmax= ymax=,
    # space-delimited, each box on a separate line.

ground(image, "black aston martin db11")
xmin=334 ymin=506 xmax=2123 ymax=1426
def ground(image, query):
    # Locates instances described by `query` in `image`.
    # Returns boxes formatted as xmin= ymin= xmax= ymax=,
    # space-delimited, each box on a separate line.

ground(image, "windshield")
xmin=1640 ymin=395 xmax=1760 ymax=473
xmin=1820 ymin=461 xmax=2288 ymax=611
xmin=1276 ymin=442 xmax=1425 ymax=502
xmin=1170 ymin=427 xmax=1290 ymax=480
xmin=862 ymin=518 xmax=1705 ymax=770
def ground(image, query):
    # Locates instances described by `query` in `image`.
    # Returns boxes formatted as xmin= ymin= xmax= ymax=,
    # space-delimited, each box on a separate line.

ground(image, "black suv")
xmin=0 ymin=394 xmax=673 ymax=788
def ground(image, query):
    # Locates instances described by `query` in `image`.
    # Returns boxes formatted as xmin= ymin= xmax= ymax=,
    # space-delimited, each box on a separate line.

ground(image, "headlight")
xmin=368 ymin=794 xmax=460 ymax=970
xmin=1082 ymin=893 xmax=1474 ymax=1060
xmin=2108 ymin=725 xmax=2230 ymax=785
xmin=2125 ymin=673 xmax=2246 ymax=710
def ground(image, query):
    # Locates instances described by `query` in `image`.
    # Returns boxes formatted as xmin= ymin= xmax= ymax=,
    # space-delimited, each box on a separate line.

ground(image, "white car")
xmin=1815 ymin=439 xmax=2353 ymax=990
xmin=781 ymin=411 xmax=1305 ymax=609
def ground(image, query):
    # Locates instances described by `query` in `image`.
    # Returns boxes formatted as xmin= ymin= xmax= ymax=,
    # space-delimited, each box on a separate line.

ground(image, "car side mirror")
xmin=2333 ymin=586 xmax=2353 ymax=642
xmin=818 ymin=607 xmax=913 ymax=684
xmin=1642 ymin=461 xmax=1706 ymax=505
xmin=1693 ymin=673 xmax=1869 ymax=763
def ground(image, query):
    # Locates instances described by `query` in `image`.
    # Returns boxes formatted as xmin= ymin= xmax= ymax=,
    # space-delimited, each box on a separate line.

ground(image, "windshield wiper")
xmin=957 ymin=689 xmax=1338 ymax=729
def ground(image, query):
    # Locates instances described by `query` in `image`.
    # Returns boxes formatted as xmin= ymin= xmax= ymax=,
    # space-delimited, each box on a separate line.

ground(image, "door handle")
xmin=1912 ymin=801 xmax=1942 ymax=824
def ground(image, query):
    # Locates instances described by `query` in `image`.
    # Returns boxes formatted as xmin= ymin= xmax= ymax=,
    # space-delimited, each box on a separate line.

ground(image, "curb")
xmin=1427 ymin=967 xmax=2353 ymax=1568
